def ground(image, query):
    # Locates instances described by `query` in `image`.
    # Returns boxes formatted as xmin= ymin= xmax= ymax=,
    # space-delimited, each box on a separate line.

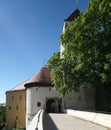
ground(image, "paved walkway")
xmin=43 ymin=113 xmax=108 ymax=130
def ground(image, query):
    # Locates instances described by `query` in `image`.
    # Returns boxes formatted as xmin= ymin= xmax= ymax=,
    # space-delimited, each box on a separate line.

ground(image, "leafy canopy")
xmin=0 ymin=104 xmax=6 ymax=126
xmin=47 ymin=0 xmax=111 ymax=96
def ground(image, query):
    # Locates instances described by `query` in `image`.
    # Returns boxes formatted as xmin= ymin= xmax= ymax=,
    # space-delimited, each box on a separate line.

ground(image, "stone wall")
xmin=64 ymin=87 xmax=95 ymax=110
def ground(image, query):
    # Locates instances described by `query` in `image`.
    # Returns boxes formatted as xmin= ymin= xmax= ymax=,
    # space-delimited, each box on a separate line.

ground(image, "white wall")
xmin=26 ymin=86 xmax=61 ymax=127
xmin=60 ymin=21 xmax=68 ymax=55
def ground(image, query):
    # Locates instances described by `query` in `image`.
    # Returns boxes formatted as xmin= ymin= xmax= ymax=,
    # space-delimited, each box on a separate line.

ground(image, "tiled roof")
xmin=10 ymin=81 xmax=27 ymax=91
xmin=7 ymin=67 xmax=51 ymax=92
xmin=25 ymin=67 xmax=52 ymax=88
xmin=64 ymin=9 xmax=80 ymax=21
xmin=27 ymin=67 xmax=51 ymax=84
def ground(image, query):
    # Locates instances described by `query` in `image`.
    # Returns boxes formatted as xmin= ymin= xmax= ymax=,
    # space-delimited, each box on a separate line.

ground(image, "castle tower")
xmin=60 ymin=9 xmax=80 ymax=54
xmin=24 ymin=67 xmax=61 ymax=128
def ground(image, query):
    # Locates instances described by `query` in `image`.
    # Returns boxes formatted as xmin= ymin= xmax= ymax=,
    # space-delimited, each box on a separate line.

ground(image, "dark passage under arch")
xmin=46 ymin=99 xmax=59 ymax=113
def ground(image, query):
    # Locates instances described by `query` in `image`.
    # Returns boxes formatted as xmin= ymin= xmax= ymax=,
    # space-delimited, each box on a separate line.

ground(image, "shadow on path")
xmin=43 ymin=113 xmax=58 ymax=130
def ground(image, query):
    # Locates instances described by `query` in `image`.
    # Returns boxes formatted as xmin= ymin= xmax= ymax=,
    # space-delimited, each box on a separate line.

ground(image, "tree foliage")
xmin=0 ymin=104 xmax=6 ymax=126
xmin=47 ymin=0 xmax=111 ymax=96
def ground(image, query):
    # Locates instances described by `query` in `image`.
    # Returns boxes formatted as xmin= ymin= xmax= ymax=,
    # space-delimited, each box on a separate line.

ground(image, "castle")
xmin=6 ymin=9 xmax=95 ymax=130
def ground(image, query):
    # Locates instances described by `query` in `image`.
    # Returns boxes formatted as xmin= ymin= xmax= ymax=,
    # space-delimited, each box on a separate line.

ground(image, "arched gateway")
xmin=45 ymin=98 xmax=62 ymax=113
xmin=25 ymin=67 xmax=61 ymax=128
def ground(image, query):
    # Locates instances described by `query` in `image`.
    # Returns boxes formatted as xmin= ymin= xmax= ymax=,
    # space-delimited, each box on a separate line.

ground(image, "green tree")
xmin=0 ymin=104 xmax=6 ymax=126
xmin=47 ymin=0 xmax=111 ymax=102
xmin=47 ymin=52 xmax=70 ymax=96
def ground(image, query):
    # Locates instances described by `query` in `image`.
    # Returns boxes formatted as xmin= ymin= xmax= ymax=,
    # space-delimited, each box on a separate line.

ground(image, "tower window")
xmin=37 ymin=102 xmax=41 ymax=107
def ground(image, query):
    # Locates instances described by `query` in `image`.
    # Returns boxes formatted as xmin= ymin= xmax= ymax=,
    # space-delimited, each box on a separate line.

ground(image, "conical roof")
xmin=64 ymin=9 xmax=80 ymax=21
xmin=27 ymin=67 xmax=51 ymax=83
xmin=25 ymin=67 xmax=52 ymax=88
xmin=7 ymin=67 xmax=52 ymax=92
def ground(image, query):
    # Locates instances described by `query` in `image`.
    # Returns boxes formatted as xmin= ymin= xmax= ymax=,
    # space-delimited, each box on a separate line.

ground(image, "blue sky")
xmin=0 ymin=0 xmax=90 ymax=103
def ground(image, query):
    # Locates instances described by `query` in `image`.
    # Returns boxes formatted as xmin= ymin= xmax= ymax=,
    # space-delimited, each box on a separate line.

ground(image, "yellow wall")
xmin=6 ymin=90 xmax=26 ymax=130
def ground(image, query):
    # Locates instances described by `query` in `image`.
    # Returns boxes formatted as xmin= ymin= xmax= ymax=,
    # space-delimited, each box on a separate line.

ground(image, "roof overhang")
xmin=24 ymin=82 xmax=53 ymax=88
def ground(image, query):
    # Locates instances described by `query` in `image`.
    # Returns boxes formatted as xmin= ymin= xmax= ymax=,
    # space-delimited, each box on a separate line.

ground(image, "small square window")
xmin=8 ymin=106 xmax=11 ymax=110
xmin=78 ymin=96 xmax=81 ymax=101
xmin=37 ymin=102 xmax=41 ymax=107
xmin=16 ymin=116 xmax=18 ymax=120
xmin=49 ymin=88 xmax=51 ymax=91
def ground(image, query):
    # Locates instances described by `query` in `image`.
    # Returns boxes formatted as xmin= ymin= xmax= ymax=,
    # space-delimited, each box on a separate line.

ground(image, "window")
xmin=8 ymin=106 xmax=12 ymax=110
xmin=78 ymin=96 xmax=81 ymax=101
xmin=19 ymin=96 xmax=22 ymax=100
xmin=49 ymin=88 xmax=51 ymax=91
xmin=16 ymin=105 xmax=19 ymax=110
xmin=25 ymin=104 xmax=26 ymax=110
xmin=16 ymin=116 xmax=18 ymax=120
xmin=37 ymin=102 xmax=41 ymax=107
xmin=12 ymin=96 xmax=14 ymax=101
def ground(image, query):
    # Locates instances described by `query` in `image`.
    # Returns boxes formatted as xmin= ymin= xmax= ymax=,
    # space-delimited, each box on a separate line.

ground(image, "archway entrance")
xmin=45 ymin=98 xmax=59 ymax=113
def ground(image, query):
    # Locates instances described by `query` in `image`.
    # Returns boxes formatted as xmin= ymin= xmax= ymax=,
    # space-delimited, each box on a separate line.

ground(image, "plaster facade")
xmin=26 ymin=86 xmax=61 ymax=128
xmin=6 ymin=90 xmax=26 ymax=130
